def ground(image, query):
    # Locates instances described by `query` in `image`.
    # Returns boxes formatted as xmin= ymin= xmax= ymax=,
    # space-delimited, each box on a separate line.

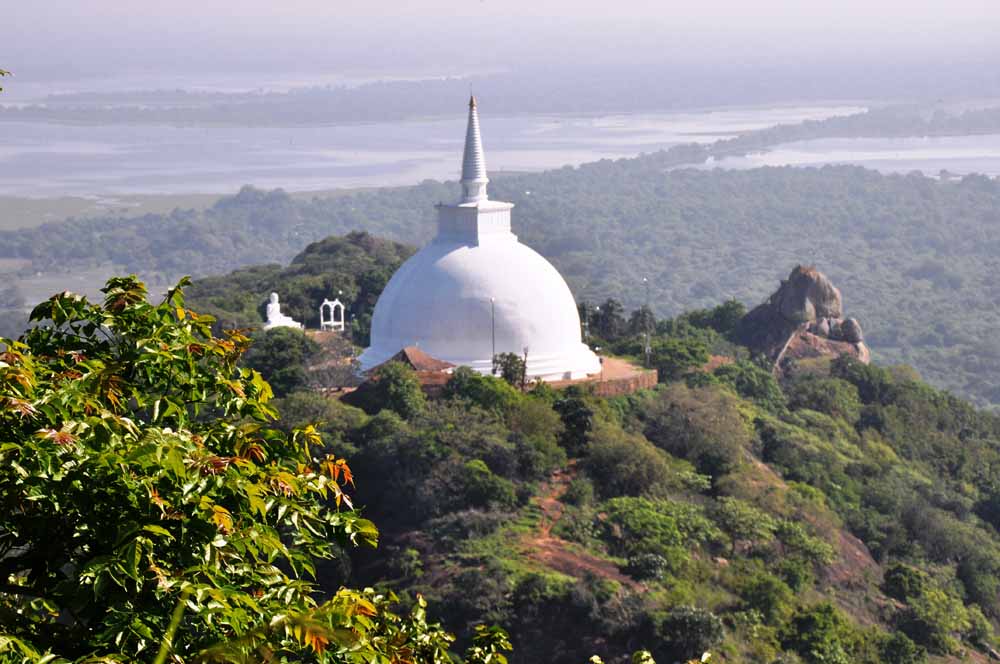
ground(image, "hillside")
xmin=177 ymin=240 xmax=1000 ymax=663
xmin=8 ymin=248 xmax=1000 ymax=661
xmin=264 ymin=299 xmax=1000 ymax=664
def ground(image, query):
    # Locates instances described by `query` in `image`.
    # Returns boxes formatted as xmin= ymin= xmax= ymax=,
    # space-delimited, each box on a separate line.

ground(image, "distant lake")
xmin=698 ymin=135 xmax=1000 ymax=177
xmin=0 ymin=105 xmax=863 ymax=197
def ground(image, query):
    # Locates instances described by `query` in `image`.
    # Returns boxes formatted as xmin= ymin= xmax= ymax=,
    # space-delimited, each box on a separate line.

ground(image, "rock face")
xmin=736 ymin=266 xmax=870 ymax=373
xmin=776 ymin=266 xmax=843 ymax=323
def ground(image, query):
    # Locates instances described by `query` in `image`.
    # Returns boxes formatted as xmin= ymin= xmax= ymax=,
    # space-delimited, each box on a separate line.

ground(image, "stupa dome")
xmin=359 ymin=98 xmax=599 ymax=380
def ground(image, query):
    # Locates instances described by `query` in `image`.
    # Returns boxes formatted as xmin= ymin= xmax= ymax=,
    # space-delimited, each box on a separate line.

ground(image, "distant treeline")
xmin=714 ymin=105 xmax=1000 ymax=157
xmin=4 ymin=60 xmax=1000 ymax=128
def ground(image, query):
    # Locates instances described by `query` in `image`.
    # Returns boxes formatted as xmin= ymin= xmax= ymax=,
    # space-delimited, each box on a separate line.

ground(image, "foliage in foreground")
xmin=0 ymin=277 xmax=510 ymax=663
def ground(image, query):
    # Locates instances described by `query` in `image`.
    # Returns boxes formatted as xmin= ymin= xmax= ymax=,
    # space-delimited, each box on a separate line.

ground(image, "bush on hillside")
xmin=640 ymin=384 xmax=750 ymax=477
xmin=788 ymin=375 xmax=863 ymax=424
xmin=655 ymin=606 xmax=725 ymax=662
xmin=583 ymin=422 xmax=679 ymax=498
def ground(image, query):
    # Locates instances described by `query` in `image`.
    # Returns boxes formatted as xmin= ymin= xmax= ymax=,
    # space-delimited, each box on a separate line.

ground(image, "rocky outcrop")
xmin=736 ymin=266 xmax=870 ymax=373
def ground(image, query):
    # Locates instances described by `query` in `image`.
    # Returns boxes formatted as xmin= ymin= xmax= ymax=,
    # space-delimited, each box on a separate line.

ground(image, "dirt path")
xmin=524 ymin=463 xmax=641 ymax=590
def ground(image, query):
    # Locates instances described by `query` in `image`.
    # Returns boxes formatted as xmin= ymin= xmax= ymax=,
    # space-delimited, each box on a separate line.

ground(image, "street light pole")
xmin=642 ymin=277 xmax=651 ymax=368
xmin=490 ymin=297 xmax=496 ymax=363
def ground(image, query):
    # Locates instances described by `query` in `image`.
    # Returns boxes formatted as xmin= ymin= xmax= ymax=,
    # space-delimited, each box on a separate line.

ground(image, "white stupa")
xmin=359 ymin=97 xmax=600 ymax=381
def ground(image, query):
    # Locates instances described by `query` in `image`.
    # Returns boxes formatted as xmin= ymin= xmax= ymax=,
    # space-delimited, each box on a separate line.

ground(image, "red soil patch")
xmin=702 ymin=355 xmax=735 ymax=372
xmin=524 ymin=463 xmax=642 ymax=590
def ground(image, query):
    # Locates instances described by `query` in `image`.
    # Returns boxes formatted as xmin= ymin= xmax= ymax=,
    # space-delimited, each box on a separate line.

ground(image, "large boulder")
xmin=841 ymin=318 xmax=864 ymax=343
xmin=775 ymin=266 xmax=843 ymax=323
xmin=736 ymin=266 xmax=869 ymax=373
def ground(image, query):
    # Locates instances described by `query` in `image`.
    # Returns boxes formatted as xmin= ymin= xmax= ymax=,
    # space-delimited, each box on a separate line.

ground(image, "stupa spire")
xmin=460 ymin=96 xmax=489 ymax=203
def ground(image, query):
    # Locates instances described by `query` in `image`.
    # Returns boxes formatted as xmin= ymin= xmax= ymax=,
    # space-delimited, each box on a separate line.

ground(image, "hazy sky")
xmin=7 ymin=0 xmax=1000 ymax=81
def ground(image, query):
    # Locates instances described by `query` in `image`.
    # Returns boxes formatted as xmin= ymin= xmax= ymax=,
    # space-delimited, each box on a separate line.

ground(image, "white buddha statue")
xmin=263 ymin=292 xmax=303 ymax=330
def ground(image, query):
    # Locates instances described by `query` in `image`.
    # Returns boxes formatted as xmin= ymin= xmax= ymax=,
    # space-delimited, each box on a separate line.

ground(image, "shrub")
xmin=426 ymin=509 xmax=513 ymax=542
xmin=509 ymin=398 xmax=567 ymax=479
xmin=443 ymin=365 xmax=524 ymax=414
xmin=640 ymin=384 xmax=750 ymax=477
xmin=625 ymin=553 xmax=671 ymax=581
xmin=739 ymin=573 xmax=794 ymax=625
xmin=897 ymin=587 xmax=970 ymax=654
xmin=879 ymin=632 xmax=926 ymax=664
xmin=713 ymin=497 xmax=777 ymax=554
xmin=882 ymin=563 xmax=929 ymax=602
xmin=685 ymin=299 xmax=747 ymax=337
xmin=564 ymin=477 xmax=596 ymax=506
xmin=651 ymin=337 xmax=710 ymax=382
xmin=655 ymin=606 xmax=724 ymax=662
xmin=788 ymin=376 xmax=862 ymax=424
xmin=599 ymin=496 xmax=721 ymax=562
xmin=782 ymin=603 xmax=854 ymax=664
xmin=583 ymin=422 xmax=677 ymax=498
xmin=713 ymin=359 xmax=787 ymax=412
xmin=830 ymin=354 xmax=896 ymax=405
xmin=775 ymin=520 xmax=835 ymax=565
xmin=459 ymin=459 xmax=519 ymax=510
xmin=775 ymin=556 xmax=815 ymax=592
xmin=966 ymin=604 xmax=995 ymax=648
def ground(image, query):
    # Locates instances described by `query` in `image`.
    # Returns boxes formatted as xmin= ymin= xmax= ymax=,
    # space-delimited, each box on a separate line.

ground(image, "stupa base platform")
xmin=547 ymin=357 xmax=657 ymax=397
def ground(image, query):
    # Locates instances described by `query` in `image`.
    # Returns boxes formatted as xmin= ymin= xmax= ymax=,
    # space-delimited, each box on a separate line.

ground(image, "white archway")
xmin=320 ymin=298 xmax=346 ymax=331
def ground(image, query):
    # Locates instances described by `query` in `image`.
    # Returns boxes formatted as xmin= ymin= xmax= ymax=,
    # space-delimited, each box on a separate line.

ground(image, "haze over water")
xmin=0 ymin=105 xmax=865 ymax=197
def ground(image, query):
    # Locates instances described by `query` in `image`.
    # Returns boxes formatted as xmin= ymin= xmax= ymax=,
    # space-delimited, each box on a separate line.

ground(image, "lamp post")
xmin=490 ymin=297 xmax=496 ymax=364
xmin=642 ymin=277 xmax=651 ymax=369
xmin=522 ymin=345 xmax=530 ymax=391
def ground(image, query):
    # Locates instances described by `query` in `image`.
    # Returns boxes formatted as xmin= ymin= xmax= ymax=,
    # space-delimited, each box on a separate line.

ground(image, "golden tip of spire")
xmin=469 ymin=95 xmax=477 ymax=109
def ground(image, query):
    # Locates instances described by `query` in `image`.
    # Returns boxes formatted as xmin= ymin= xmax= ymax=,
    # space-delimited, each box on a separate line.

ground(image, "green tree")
xmin=782 ymin=603 xmax=853 ymax=664
xmin=655 ymin=606 xmax=724 ymax=662
xmin=460 ymin=459 xmax=518 ymax=509
xmin=882 ymin=563 xmax=928 ymax=602
xmin=241 ymin=326 xmax=321 ymax=397
xmin=594 ymin=298 xmax=627 ymax=341
xmin=444 ymin=365 xmax=524 ymax=415
xmin=651 ymin=337 xmax=709 ymax=382
xmin=493 ymin=351 xmax=527 ymax=389
xmin=553 ymin=387 xmax=597 ymax=454
xmin=879 ymin=632 xmax=926 ymax=664
xmin=684 ymin=299 xmax=746 ymax=337
xmin=740 ymin=573 xmax=794 ymax=626
xmin=0 ymin=277 xmax=516 ymax=661
xmin=898 ymin=587 xmax=971 ymax=654
xmin=714 ymin=497 xmax=777 ymax=554
xmin=354 ymin=360 xmax=427 ymax=419
xmin=628 ymin=305 xmax=656 ymax=336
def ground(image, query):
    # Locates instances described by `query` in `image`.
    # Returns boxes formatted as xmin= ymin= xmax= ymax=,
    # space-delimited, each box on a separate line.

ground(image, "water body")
xmin=0 ymin=105 xmax=863 ymax=197
xmin=699 ymin=135 xmax=1000 ymax=178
